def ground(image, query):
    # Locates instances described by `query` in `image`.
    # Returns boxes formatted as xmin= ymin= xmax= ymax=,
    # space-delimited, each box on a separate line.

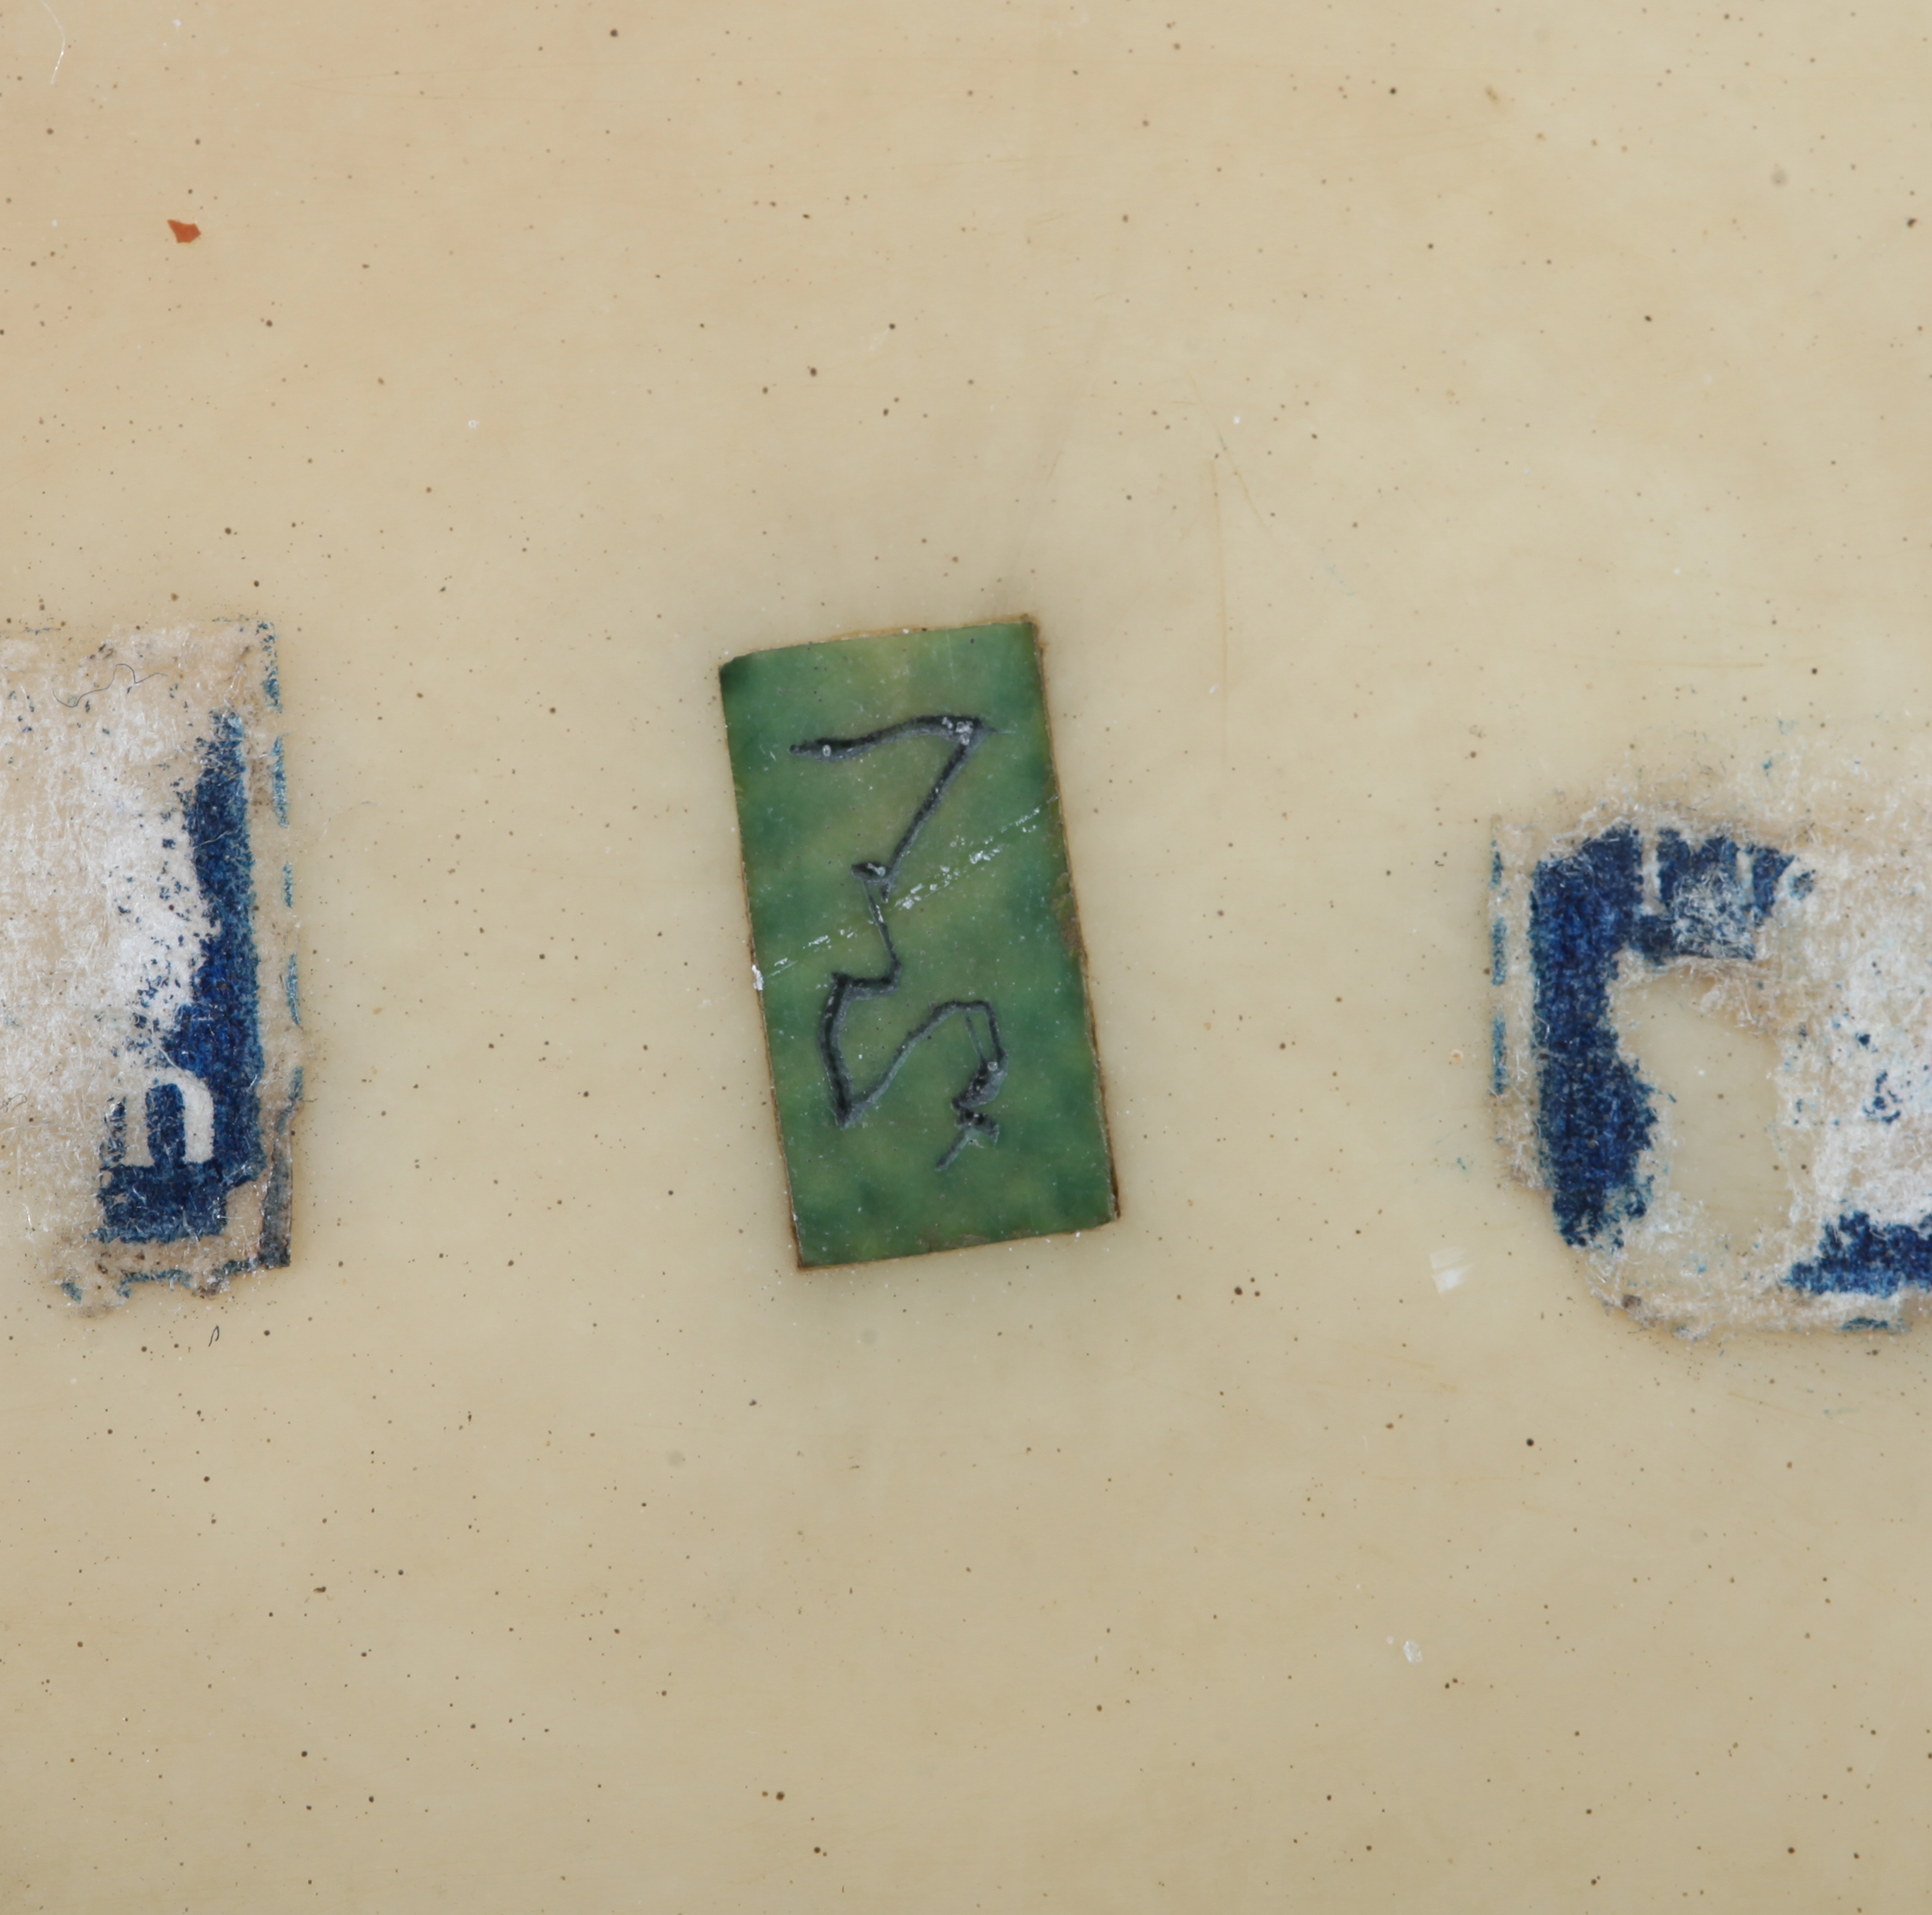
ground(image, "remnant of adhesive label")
xmin=1493 ymin=765 xmax=1932 ymax=1333
xmin=719 ymin=619 xmax=1115 ymax=1267
xmin=0 ymin=624 xmax=302 ymax=1306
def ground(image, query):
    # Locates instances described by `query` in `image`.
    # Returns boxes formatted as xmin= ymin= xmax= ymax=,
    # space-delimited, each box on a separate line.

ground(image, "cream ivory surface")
xmin=4 ymin=4 xmax=1931 ymax=1909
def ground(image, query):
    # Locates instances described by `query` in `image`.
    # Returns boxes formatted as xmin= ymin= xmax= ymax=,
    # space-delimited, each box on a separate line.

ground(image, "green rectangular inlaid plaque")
xmin=720 ymin=620 xmax=1116 ymax=1267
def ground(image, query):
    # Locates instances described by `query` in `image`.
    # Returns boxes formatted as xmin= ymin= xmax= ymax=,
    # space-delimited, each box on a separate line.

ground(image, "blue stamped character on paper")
xmin=1494 ymin=797 xmax=1932 ymax=1332
xmin=1525 ymin=825 xmax=1790 ymax=1249
xmin=0 ymin=623 xmax=300 ymax=1307
xmin=1491 ymin=799 xmax=1932 ymax=1337
xmin=35 ymin=622 xmax=307 ymax=1305
xmin=99 ymin=715 xmax=268 ymax=1245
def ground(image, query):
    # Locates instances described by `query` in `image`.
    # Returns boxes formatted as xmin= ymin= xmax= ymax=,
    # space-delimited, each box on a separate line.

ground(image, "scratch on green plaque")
xmin=720 ymin=620 xmax=1116 ymax=1267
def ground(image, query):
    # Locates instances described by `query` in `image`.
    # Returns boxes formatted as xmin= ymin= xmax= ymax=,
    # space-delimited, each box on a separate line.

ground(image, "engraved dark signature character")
xmin=792 ymin=715 xmax=1006 ymax=1170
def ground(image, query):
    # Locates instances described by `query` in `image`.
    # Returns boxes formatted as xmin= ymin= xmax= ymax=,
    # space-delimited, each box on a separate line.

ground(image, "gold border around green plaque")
xmin=720 ymin=620 xmax=1117 ymax=1267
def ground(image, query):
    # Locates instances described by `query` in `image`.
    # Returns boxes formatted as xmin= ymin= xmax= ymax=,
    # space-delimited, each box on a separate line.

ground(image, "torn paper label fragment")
xmin=0 ymin=624 xmax=302 ymax=1306
xmin=1493 ymin=766 xmax=1932 ymax=1335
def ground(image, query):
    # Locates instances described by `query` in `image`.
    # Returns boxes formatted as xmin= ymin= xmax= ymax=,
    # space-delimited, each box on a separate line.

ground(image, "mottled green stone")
xmin=720 ymin=621 xmax=1116 ymax=1267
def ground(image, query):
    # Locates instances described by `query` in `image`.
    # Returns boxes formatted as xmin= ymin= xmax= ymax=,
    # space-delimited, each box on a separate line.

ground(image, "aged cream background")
xmin=4 ymin=1 xmax=1931 ymax=1908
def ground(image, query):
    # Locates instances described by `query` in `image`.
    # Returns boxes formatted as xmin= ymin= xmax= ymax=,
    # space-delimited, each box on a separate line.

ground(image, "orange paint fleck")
xmin=167 ymin=220 xmax=201 ymax=244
